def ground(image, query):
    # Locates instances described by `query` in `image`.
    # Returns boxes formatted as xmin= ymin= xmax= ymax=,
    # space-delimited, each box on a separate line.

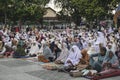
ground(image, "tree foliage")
xmin=0 ymin=0 xmax=50 ymax=25
xmin=55 ymin=0 xmax=119 ymax=26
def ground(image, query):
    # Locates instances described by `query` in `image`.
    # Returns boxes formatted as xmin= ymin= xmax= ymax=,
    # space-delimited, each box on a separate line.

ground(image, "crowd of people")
xmin=0 ymin=26 xmax=120 ymax=79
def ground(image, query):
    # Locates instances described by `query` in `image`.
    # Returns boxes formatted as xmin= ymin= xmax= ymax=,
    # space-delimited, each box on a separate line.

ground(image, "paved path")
xmin=0 ymin=58 xmax=119 ymax=80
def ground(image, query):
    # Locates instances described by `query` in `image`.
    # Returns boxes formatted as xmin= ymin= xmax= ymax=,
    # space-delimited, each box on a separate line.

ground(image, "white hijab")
xmin=56 ymin=43 xmax=69 ymax=62
xmin=29 ymin=41 xmax=40 ymax=55
xmin=64 ymin=45 xmax=82 ymax=66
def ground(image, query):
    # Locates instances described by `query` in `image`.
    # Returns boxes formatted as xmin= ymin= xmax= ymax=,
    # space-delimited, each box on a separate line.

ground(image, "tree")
xmin=55 ymin=0 xmax=83 ymax=26
xmin=55 ymin=0 xmax=119 ymax=26
xmin=0 ymin=0 xmax=14 ymax=26
xmin=0 ymin=0 xmax=50 ymax=25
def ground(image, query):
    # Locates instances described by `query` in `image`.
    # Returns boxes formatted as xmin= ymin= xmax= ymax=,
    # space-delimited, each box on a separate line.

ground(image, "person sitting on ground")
xmin=53 ymin=44 xmax=61 ymax=60
xmin=80 ymin=49 xmax=89 ymax=65
xmin=115 ymin=44 xmax=120 ymax=65
xmin=87 ymin=43 xmax=96 ymax=55
xmin=42 ymin=43 xmax=54 ymax=62
xmin=100 ymin=51 xmax=119 ymax=74
xmin=0 ymin=41 xmax=6 ymax=56
xmin=58 ymin=45 xmax=82 ymax=72
xmin=106 ymin=42 xmax=112 ymax=51
xmin=91 ymin=51 xmax=120 ymax=80
xmin=12 ymin=38 xmax=18 ymax=51
xmin=89 ymin=47 xmax=107 ymax=72
xmin=28 ymin=41 xmax=40 ymax=57
xmin=76 ymin=49 xmax=90 ymax=71
xmin=13 ymin=44 xmax=27 ymax=58
xmin=4 ymin=45 xmax=14 ymax=58
xmin=55 ymin=43 xmax=69 ymax=64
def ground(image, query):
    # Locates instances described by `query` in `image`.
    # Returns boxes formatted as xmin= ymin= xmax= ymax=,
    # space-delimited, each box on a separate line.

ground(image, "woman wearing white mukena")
xmin=58 ymin=45 xmax=82 ymax=72
xmin=28 ymin=40 xmax=40 ymax=56
xmin=64 ymin=45 xmax=82 ymax=67
xmin=55 ymin=43 xmax=69 ymax=64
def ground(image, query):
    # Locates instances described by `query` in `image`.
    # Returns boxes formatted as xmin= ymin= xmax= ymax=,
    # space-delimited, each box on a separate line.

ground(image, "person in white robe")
xmin=97 ymin=31 xmax=106 ymax=47
xmin=55 ymin=43 xmax=69 ymax=64
xmin=64 ymin=45 xmax=82 ymax=67
xmin=3 ymin=35 xmax=10 ymax=43
xmin=28 ymin=41 xmax=40 ymax=56
xmin=15 ymin=32 xmax=20 ymax=40
xmin=87 ymin=43 xmax=96 ymax=55
xmin=93 ymin=32 xmax=106 ymax=53
xmin=82 ymin=39 xmax=88 ymax=49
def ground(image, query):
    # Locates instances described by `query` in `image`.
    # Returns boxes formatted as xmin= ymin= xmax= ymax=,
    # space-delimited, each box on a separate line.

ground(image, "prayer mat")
xmin=85 ymin=69 xmax=120 ymax=80
xmin=77 ymin=64 xmax=88 ymax=71
xmin=92 ymin=69 xmax=120 ymax=80
xmin=38 ymin=55 xmax=49 ymax=63
xmin=69 ymin=70 xmax=82 ymax=77
xmin=41 ymin=63 xmax=63 ymax=70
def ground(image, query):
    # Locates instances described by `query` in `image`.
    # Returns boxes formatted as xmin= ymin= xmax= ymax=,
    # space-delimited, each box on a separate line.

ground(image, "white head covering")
xmin=41 ymin=39 xmax=46 ymax=44
xmin=56 ymin=43 xmax=69 ymax=62
xmin=71 ymin=45 xmax=81 ymax=55
xmin=64 ymin=45 xmax=82 ymax=66
xmin=62 ymin=43 xmax=67 ymax=49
